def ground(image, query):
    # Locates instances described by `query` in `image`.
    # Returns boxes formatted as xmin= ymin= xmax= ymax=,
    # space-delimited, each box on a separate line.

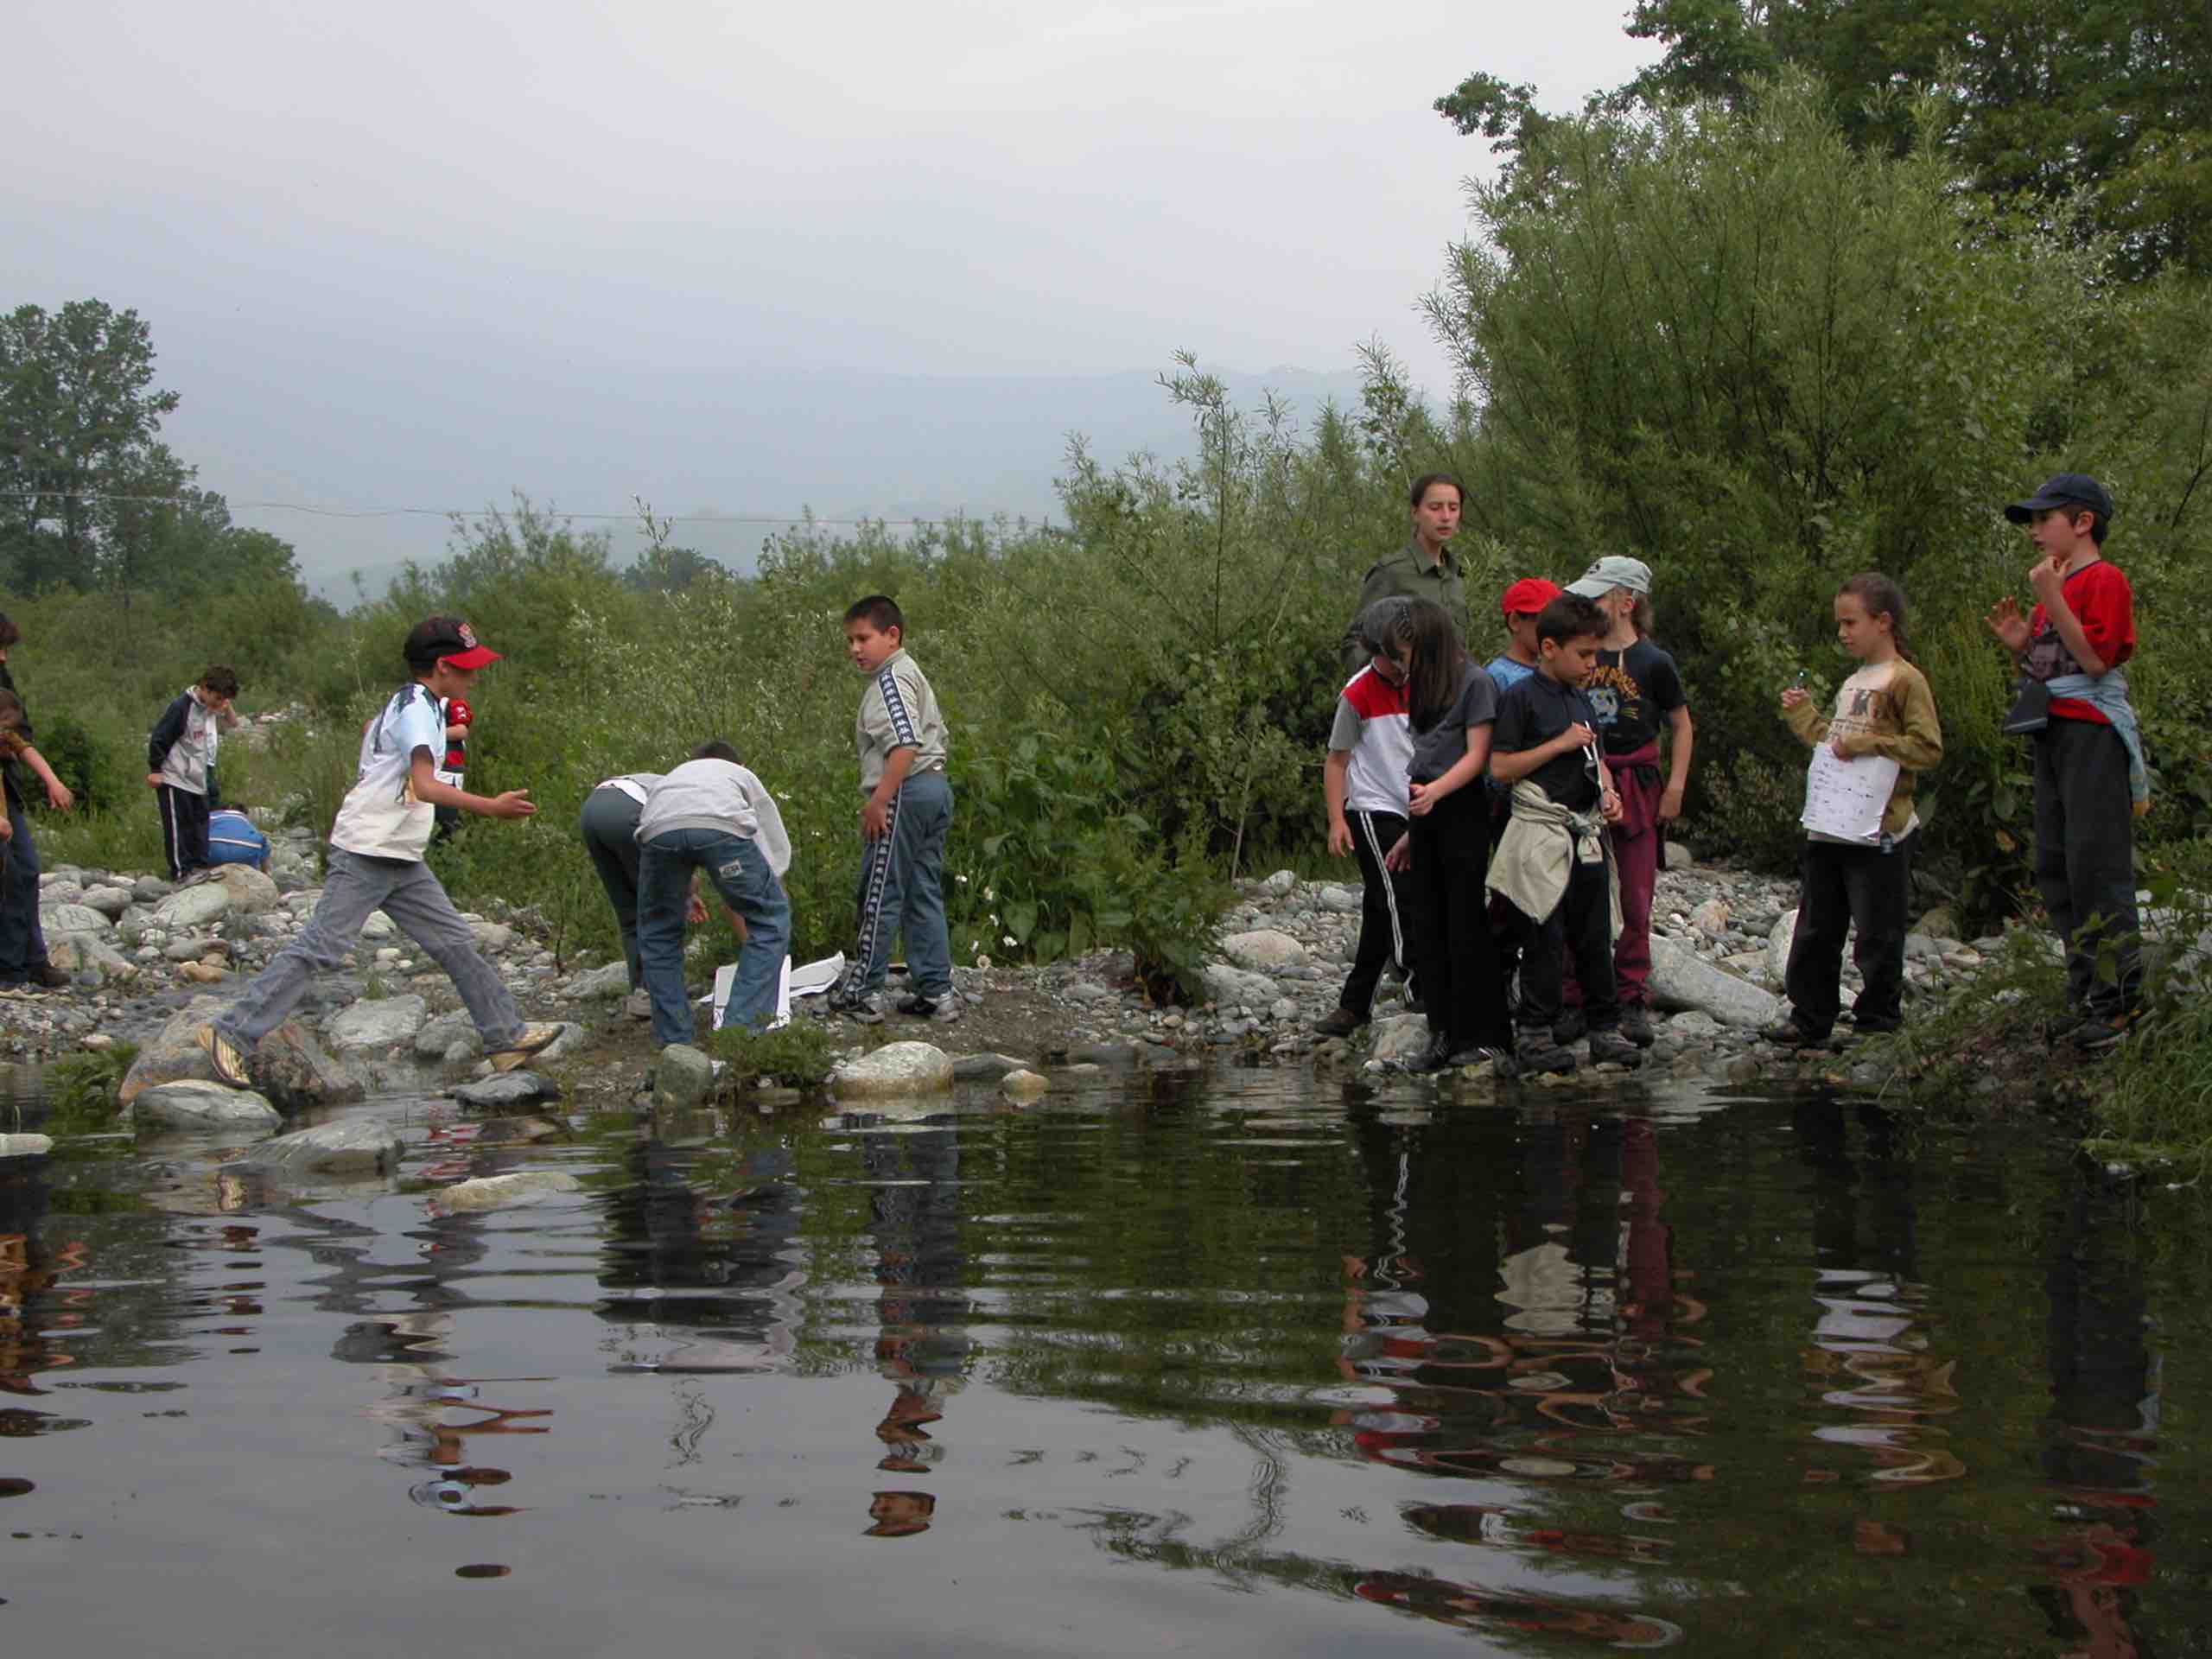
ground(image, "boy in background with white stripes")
xmin=1318 ymin=598 xmax=1419 ymax=1038
xmin=147 ymin=664 xmax=241 ymax=885
xmin=826 ymin=595 xmax=959 ymax=1024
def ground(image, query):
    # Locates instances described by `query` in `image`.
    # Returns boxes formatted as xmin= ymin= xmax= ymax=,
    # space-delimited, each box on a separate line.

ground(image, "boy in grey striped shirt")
xmin=826 ymin=594 xmax=957 ymax=1023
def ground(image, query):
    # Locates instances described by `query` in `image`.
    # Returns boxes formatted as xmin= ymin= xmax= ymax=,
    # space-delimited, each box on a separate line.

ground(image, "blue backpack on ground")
xmin=207 ymin=807 xmax=270 ymax=868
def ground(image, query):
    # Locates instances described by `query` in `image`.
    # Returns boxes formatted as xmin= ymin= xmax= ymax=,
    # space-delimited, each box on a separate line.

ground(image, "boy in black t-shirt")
xmin=1487 ymin=595 xmax=1636 ymax=1077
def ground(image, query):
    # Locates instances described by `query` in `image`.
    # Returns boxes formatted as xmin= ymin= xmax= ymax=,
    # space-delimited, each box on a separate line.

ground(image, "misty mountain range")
xmin=161 ymin=358 xmax=1375 ymax=603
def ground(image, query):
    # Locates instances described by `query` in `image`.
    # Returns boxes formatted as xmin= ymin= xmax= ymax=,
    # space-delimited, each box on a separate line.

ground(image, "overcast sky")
xmin=7 ymin=2 xmax=1656 ymax=587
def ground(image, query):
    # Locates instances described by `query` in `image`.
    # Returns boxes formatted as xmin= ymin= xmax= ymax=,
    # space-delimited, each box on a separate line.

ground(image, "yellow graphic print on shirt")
xmin=1827 ymin=663 xmax=1903 ymax=752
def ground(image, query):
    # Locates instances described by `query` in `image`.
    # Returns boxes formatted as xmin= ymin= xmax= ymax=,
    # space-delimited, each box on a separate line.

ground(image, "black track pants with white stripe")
xmin=157 ymin=784 xmax=213 ymax=881
xmin=1339 ymin=807 xmax=1414 ymax=1015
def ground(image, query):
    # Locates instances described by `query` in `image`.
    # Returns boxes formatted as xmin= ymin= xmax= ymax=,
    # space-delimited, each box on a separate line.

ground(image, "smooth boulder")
xmin=253 ymin=1024 xmax=365 ymax=1111
xmin=232 ymin=1118 xmax=404 ymax=1179
xmin=1201 ymin=963 xmax=1277 ymax=1007
xmin=213 ymin=866 xmax=282 ymax=915
xmin=1223 ymin=929 xmax=1308 ymax=971
xmin=40 ymin=902 xmax=111 ymax=938
xmin=325 ymin=994 xmax=429 ymax=1052
xmin=0 ymin=1134 xmax=54 ymax=1158
xmin=435 ymin=1171 xmax=582 ymax=1211
xmin=653 ymin=1044 xmax=715 ymax=1110
xmin=80 ymin=884 xmax=135 ymax=919
xmin=451 ymin=1071 xmax=563 ymax=1108
xmin=832 ymin=1041 xmax=955 ymax=1097
xmin=1648 ymin=937 xmax=1784 ymax=1029
xmin=1001 ymin=1068 xmax=1049 ymax=1100
xmin=153 ymin=883 xmax=233 ymax=930
xmin=131 ymin=1081 xmax=281 ymax=1131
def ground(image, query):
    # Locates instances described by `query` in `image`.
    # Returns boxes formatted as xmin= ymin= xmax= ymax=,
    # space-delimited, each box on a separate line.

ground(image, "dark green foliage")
xmin=44 ymin=1042 xmax=139 ymax=1124
xmin=705 ymin=1021 xmax=839 ymax=1090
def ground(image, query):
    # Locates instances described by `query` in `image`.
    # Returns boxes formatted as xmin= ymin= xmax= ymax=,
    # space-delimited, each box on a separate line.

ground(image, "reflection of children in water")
xmin=1795 ymin=1101 xmax=1963 ymax=1488
xmin=1335 ymin=1110 xmax=1707 ymax=1497
xmin=1 ymin=1163 xmax=88 ymax=1390
xmin=867 ymin=1490 xmax=936 ymax=1538
xmin=859 ymin=1116 xmax=971 ymax=1533
xmin=2027 ymin=1173 xmax=2159 ymax=1659
xmin=1353 ymin=1570 xmax=1681 ymax=1649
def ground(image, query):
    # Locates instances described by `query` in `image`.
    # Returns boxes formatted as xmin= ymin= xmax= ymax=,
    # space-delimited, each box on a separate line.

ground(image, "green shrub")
xmin=707 ymin=1021 xmax=840 ymax=1090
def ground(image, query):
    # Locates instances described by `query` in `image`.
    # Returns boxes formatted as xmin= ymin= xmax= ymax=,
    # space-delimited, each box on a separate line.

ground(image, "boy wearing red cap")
xmin=1487 ymin=579 xmax=1562 ymax=695
xmin=432 ymin=692 xmax=471 ymax=843
xmin=198 ymin=617 xmax=562 ymax=1088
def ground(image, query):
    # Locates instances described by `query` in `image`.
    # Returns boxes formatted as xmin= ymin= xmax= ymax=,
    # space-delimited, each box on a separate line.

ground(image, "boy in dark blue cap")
xmin=1984 ymin=473 xmax=2143 ymax=1051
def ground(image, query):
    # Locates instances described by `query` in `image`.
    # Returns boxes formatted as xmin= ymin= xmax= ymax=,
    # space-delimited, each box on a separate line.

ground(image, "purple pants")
xmin=1564 ymin=746 xmax=1662 ymax=1010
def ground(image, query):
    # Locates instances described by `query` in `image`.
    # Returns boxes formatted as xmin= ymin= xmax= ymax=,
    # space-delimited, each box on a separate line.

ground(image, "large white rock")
xmin=154 ymin=883 xmax=233 ymax=930
xmin=233 ymin=1118 xmax=404 ymax=1178
xmin=39 ymin=902 xmax=111 ymax=937
xmin=833 ymin=1040 xmax=955 ymax=1097
xmin=1648 ymin=936 xmax=1784 ymax=1029
xmin=415 ymin=1009 xmax=478 ymax=1060
xmin=1201 ymin=963 xmax=1278 ymax=1007
xmin=1000 ymin=1068 xmax=1049 ymax=1100
xmin=213 ymin=865 xmax=281 ymax=915
xmin=1768 ymin=910 xmax=1798 ymax=981
xmin=0 ymin=1134 xmax=54 ymax=1158
xmin=325 ymin=994 xmax=429 ymax=1051
xmin=1370 ymin=1013 xmax=1432 ymax=1065
xmin=80 ymin=884 xmax=135 ymax=919
xmin=1223 ymin=929 xmax=1309 ymax=971
xmin=1688 ymin=898 xmax=1732 ymax=938
xmin=131 ymin=1081 xmax=282 ymax=1130
xmin=435 ymin=1171 xmax=582 ymax=1211
xmin=359 ymin=910 xmax=397 ymax=942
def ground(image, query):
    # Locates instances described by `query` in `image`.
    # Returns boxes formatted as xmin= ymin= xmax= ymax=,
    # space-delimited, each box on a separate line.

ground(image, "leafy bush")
xmin=707 ymin=1021 xmax=840 ymax=1090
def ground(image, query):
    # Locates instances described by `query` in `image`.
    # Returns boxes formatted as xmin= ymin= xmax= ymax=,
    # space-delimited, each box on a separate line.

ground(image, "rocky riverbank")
xmin=0 ymin=827 xmax=2036 ymax=1109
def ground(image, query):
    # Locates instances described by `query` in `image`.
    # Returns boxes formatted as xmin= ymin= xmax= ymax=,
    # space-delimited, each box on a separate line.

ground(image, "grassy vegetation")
xmin=705 ymin=1021 xmax=842 ymax=1090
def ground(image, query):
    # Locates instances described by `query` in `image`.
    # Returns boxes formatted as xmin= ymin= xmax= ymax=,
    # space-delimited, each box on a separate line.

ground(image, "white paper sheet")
xmin=1800 ymin=746 xmax=1900 ymax=843
xmin=707 ymin=951 xmax=845 ymax=1031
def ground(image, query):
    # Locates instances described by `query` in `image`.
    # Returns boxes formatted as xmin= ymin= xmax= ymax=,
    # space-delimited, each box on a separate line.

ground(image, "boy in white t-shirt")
xmin=1317 ymin=597 xmax=1419 ymax=1037
xmin=198 ymin=617 xmax=562 ymax=1089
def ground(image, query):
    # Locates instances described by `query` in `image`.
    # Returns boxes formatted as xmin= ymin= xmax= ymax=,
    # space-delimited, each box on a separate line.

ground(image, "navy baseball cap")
xmin=2004 ymin=473 xmax=2114 ymax=525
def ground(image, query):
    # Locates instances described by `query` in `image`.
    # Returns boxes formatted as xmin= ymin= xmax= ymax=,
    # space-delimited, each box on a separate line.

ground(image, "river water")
xmin=2 ymin=1067 xmax=2205 ymax=1656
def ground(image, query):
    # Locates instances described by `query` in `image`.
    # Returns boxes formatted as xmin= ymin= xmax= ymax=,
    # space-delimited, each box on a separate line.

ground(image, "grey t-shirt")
xmin=1408 ymin=661 xmax=1497 ymax=783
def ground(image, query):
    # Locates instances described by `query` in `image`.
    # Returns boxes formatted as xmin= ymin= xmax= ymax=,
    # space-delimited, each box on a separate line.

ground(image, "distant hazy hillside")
xmin=162 ymin=360 xmax=1371 ymax=604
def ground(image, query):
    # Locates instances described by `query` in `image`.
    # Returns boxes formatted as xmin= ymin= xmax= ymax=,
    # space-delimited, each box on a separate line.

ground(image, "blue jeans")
xmin=0 ymin=798 xmax=50 ymax=982
xmin=637 ymin=828 xmax=791 ymax=1046
xmin=849 ymin=769 xmax=953 ymax=999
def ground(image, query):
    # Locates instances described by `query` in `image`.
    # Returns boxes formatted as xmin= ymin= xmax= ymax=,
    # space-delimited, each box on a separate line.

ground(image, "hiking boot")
xmin=1506 ymin=1029 xmax=1579 ymax=1077
xmin=1586 ymin=1027 xmax=1645 ymax=1068
xmin=622 ymin=989 xmax=652 ymax=1021
xmin=1760 ymin=1017 xmax=1834 ymax=1050
xmin=1618 ymin=1003 xmax=1656 ymax=1048
xmin=29 ymin=961 xmax=71 ymax=989
xmin=898 ymin=994 xmax=963 ymax=1024
xmin=2070 ymin=1011 xmax=2137 ymax=1054
xmin=1315 ymin=1006 xmax=1366 ymax=1038
xmin=197 ymin=1024 xmax=252 ymax=1090
xmin=1552 ymin=1006 xmax=1587 ymax=1047
xmin=487 ymin=1023 xmax=564 ymax=1072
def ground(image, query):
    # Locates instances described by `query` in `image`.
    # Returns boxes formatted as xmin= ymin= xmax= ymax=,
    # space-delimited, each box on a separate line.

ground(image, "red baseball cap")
xmin=1499 ymin=578 xmax=1562 ymax=618
xmin=404 ymin=616 xmax=500 ymax=671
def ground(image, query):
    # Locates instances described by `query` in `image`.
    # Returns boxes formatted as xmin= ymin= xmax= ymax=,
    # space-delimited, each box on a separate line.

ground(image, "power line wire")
xmin=0 ymin=487 xmax=1053 ymax=529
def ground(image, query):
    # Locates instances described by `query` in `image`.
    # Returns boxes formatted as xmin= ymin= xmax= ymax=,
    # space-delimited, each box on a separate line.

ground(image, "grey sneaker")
xmin=898 ymin=994 xmax=963 ymax=1024
xmin=1618 ymin=1003 xmax=1656 ymax=1048
xmin=622 ymin=990 xmax=652 ymax=1021
xmin=824 ymin=989 xmax=889 ymax=1024
xmin=1552 ymin=1006 xmax=1588 ymax=1046
xmin=1586 ymin=1027 xmax=1645 ymax=1068
xmin=1502 ymin=1030 xmax=1578 ymax=1078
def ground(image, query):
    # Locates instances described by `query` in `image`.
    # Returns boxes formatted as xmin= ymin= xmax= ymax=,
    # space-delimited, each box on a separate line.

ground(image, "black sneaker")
xmin=1618 ymin=1003 xmax=1656 ymax=1048
xmin=1587 ymin=1028 xmax=1644 ymax=1068
xmin=1315 ymin=1006 xmax=1366 ymax=1038
xmin=1760 ymin=1018 xmax=1834 ymax=1049
xmin=1402 ymin=1033 xmax=1455 ymax=1075
xmin=2070 ymin=1011 xmax=2136 ymax=1053
xmin=1443 ymin=1043 xmax=1506 ymax=1069
xmin=2044 ymin=1008 xmax=2091 ymax=1046
xmin=1552 ymin=1007 xmax=1587 ymax=1046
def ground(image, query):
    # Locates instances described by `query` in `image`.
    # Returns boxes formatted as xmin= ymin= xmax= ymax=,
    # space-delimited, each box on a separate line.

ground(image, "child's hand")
xmin=1407 ymin=779 xmax=1443 ymax=817
xmin=2027 ymin=554 xmax=2066 ymax=603
xmin=1383 ymin=834 xmax=1411 ymax=873
xmin=1326 ymin=817 xmax=1352 ymax=858
xmin=1600 ymin=788 xmax=1624 ymax=825
xmin=145 ymin=771 xmax=164 ymax=789
xmin=1658 ymin=785 xmax=1683 ymax=823
xmin=1562 ymin=721 xmax=1596 ymax=752
xmin=485 ymin=790 xmax=536 ymax=819
xmin=1780 ymin=687 xmax=1808 ymax=709
xmin=686 ymin=894 xmax=709 ymax=925
xmin=1985 ymin=595 xmax=2031 ymax=652
xmin=44 ymin=779 xmax=72 ymax=811
xmin=0 ymin=814 xmax=11 ymax=842
xmin=861 ymin=799 xmax=891 ymax=842
xmin=1829 ymin=732 xmax=1861 ymax=760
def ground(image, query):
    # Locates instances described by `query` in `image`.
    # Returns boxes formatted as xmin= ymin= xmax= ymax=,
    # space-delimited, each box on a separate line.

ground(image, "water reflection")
xmin=1 ymin=1070 xmax=2206 ymax=1656
xmin=1796 ymin=1100 xmax=1962 ymax=1486
xmin=855 ymin=1107 xmax=971 ymax=1535
xmin=2030 ymin=1171 xmax=2158 ymax=1658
